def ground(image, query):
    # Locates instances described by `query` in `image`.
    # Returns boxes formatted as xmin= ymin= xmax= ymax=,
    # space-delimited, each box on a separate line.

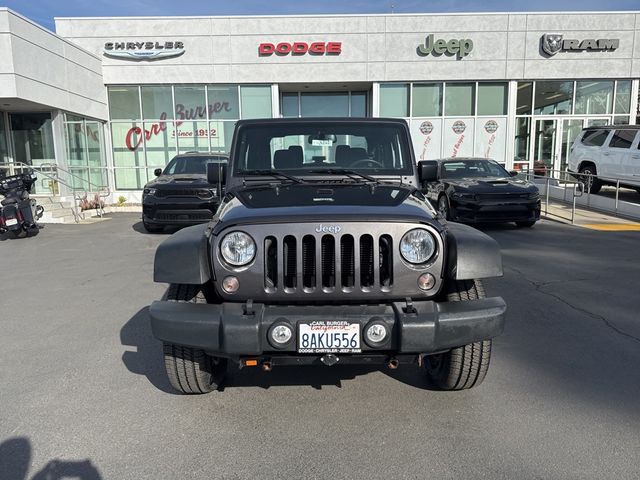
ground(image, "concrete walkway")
xmin=544 ymin=202 xmax=640 ymax=231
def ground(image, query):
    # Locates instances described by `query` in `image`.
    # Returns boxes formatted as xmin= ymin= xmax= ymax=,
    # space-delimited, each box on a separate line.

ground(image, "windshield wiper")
xmin=307 ymin=168 xmax=380 ymax=184
xmin=237 ymin=169 xmax=305 ymax=184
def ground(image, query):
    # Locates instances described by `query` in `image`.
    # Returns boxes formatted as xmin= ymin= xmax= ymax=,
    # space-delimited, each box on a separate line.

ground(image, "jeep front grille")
xmin=263 ymin=233 xmax=394 ymax=293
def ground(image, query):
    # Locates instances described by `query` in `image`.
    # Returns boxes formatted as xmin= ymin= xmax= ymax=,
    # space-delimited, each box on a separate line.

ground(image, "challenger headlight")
xmin=451 ymin=191 xmax=474 ymax=200
xmin=220 ymin=231 xmax=256 ymax=266
xmin=400 ymin=228 xmax=436 ymax=264
xmin=143 ymin=188 xmax=156 ymax=196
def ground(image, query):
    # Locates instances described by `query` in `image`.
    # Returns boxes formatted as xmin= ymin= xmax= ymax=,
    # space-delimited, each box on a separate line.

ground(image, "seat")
xmin=335 ymin=145 xmax=351 ymax=166
xmin=349 ymin=147 xmax=369 ymax=163
xmin=273 ymin=149 xmax=293 ymax=169
xmin=287 ymin=145 xmax=304 ymax=166
xmin=1 ymin=197 xmax=18 ymax=206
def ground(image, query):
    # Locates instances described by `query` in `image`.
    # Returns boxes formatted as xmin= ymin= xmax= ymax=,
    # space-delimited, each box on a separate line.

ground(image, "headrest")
xmin=273 ymin=149 xmax=303 ymax=169
xmin=335 ymin=145 xmax=351 ymax=166
xmin=349 ymin=147 xmax=369 ymax=162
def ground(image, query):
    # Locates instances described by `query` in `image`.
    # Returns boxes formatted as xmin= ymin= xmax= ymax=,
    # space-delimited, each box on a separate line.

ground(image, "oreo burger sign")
xmin=259 ymin=41 xmax=342 ymax=56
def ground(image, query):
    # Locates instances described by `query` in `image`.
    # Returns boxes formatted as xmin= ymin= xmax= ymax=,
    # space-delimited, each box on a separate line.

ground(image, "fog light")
xmin=365 ymin=323 xmax=387 ymax=344
xmin=222 ymin=276 xmax=239 ymax=293
xmin=270 ymin=324 xmax=293 ymax=345
xmin=418 ymin=273 xmax=436 ymax=291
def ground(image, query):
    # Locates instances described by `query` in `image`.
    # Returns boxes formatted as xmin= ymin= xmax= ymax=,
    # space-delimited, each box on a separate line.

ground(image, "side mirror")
xmin=207 ymin=162 xmax=227 ymax=188
xmin=509 ymin=170 xmax=519 ymax=177
xmin=154 ymin=168 xmax=162 ymax=177
xmin=418 ymin=160 xmax=438 ymax=183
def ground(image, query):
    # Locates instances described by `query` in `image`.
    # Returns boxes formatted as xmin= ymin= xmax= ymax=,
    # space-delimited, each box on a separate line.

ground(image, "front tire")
xmin=438 ymin=195 xmax=451 ymax=220
xmin=578 ymin=165 xmax=602 ymax=194
xmin=163 ymin=284 xmax=227 ymax=394
xmin=425 ymin=279 xmax=493 ymax=390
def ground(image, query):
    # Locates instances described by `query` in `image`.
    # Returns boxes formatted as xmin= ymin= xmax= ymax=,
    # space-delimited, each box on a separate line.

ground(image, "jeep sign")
xmin=540 ymin=34 xmax=619 ymax=57
xmin=417 ymin=34 xmax=473 ymax=59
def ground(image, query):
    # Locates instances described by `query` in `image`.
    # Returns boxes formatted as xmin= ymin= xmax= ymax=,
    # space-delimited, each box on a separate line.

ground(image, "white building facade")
xmin=1 ymin=8 xmax=639 ymax=198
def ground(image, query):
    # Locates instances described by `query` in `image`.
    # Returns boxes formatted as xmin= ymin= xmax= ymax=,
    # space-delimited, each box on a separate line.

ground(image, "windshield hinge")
xmin=243 ymin=299 xmax=255 ymax=316
xmin=403 ymin=297 xmax=417 ymax=314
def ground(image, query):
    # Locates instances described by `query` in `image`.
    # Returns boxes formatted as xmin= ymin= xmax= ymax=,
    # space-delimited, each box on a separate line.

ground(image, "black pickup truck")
xmin=149 ymin=118 xmax=506 ymax=394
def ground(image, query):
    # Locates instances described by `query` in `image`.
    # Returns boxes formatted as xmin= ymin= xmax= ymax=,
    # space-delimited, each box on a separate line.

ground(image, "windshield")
xmin=164 ymin=155 xmax=227 ymax=175
xmin=441 ymin=159 xmax=510 ymax=179
xmin=234 ymin=122 xmax=412 ymax=177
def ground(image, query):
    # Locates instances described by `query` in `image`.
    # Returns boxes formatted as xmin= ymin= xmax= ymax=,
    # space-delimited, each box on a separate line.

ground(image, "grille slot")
xmin=360 ymin=234 xmax=374 ymax=288
xmin=340 ymin=235 xmax=355 ymax=289
xmin=264 ymin=236 xmax=277 ymax=291
xmin=302 ymin=235 xmax=316 ymax=290
xmin=321 ymin=235 xmax=335 ymax=289
xmin=283 ymin=236 xmax=297 ymax=290
xmin=379 ymin=235 xmax=393 ymax=289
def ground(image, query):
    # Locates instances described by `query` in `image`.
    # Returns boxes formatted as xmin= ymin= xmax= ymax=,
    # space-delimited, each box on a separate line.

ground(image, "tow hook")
xmin=320 ymin=354 xmax=340 ymax=366
xmin=387 ymin=358 xmax=399 ymax=369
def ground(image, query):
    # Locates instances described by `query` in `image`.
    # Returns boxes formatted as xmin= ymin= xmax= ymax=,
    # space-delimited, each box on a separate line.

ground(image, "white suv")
xmin=568 ymin=126 xmax=640 ymax=194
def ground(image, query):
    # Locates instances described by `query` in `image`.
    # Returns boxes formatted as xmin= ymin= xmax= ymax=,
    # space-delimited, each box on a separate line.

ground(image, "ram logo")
xmin=541 ymin=34 xmax=563 ymax=56
xmin=315 ymin=224 xmax=342 ymax=234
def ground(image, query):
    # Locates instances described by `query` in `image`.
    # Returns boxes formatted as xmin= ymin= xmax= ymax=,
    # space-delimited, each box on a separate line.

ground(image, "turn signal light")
xmin=243 ymin=359 xmax=258 ymax=367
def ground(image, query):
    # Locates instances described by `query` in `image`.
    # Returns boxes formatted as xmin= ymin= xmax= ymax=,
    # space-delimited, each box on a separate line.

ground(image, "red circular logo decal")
xmin=484 ymin=120 xmax=499 ymax=134
xmin=419 ymin=121 xmax=434 ymax=135
xmin=451 ymin=120 xmax=466 ymax=134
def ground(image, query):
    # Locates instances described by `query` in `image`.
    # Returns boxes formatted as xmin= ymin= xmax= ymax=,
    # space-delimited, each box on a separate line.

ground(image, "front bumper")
xmin=451 ymin=198 xmax=541 ymax=223
xmin=142 ymin=196 xmax=218 ymax=225
xmin=149 ymin=298 xmax=506 ymax=358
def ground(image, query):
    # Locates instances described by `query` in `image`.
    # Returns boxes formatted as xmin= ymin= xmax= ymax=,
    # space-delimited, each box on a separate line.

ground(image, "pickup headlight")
xmin=143 ymin=188 xmax=156 ymax=196
xmin=220 ymin=231 xmax=256 ymax=266
xmin=400 ymin=228 xmax=436 ymax=264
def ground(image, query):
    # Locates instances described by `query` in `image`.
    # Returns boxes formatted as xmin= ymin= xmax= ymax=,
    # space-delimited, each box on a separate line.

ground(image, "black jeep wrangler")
xmin=149 ymin=118 xmax=506 ymax=394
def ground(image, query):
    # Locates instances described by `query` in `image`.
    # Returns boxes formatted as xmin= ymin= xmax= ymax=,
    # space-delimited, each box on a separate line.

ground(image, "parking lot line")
xmin=580 ymin=223 xmax=640 ymax=231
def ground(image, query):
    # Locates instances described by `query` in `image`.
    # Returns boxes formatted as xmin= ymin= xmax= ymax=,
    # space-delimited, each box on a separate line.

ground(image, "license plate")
xmin=298 ymin=321 xmax=361 ymax=353
xmin=5 ymin=218 xmax=18 ymax=226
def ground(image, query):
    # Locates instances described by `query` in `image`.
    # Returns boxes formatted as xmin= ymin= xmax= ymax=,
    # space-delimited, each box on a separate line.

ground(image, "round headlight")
xmin=400 ymin=228 xmax=436 ymax=264
xmin=220 ymin=231 xmax=256 ymax=266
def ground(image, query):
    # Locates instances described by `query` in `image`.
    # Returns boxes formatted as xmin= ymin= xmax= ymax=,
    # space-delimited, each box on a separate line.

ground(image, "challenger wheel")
xmin=424 ymin=279 xmax=493 ymax=390
xmin=162 ymin=284 xmax=227 ymax=394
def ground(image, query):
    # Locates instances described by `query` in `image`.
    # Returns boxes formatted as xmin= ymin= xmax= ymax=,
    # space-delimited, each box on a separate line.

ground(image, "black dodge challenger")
xmin=423 ymin=158 xmax=540 ymax=227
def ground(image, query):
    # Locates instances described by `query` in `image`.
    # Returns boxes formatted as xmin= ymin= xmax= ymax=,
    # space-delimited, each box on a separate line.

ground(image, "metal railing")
xmin=0 ymin=162 xmax=110 ymax=223
xmin=518 ymin=167 xmax=639 ymax=223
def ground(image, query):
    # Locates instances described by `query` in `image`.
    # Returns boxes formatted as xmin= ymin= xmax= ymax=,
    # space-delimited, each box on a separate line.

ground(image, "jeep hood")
xmin=213 ymin=184 xmax=438 ymax=233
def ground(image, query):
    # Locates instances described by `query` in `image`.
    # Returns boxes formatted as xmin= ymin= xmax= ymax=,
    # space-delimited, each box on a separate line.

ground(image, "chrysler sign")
xmin=541 ymin=34 xmax=619 ymax=57
xmin=103 ymin=41 xmax=185 ymax=60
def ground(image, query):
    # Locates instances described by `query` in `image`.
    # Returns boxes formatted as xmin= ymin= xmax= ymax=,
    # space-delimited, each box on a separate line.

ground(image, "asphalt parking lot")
xmin=1 ymin=213 xmax=639 ymax=479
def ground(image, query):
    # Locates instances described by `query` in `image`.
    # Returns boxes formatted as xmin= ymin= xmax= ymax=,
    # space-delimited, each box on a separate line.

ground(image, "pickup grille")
xmin=264 ymin=233 xmax=394 ymax=293
xmin=155 ymin=188 xmax=213 ymax=199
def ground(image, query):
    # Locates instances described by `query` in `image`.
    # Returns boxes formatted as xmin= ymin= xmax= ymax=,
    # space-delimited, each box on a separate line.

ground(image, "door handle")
xmin=602 ymin=152 xmax=610 ymax=156
xmin=632 ymin=154 xmax=640 ymax=159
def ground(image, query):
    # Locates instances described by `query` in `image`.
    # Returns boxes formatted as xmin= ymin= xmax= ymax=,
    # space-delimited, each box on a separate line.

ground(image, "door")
xmin=607 ymin=129 xmax=638 ymax=182
xmin=533 ymin=119 xmax=558 ymax=175
xmin=626 ymin=137 xmax=640 ymax=187
xmin=559 ymin=119 xmax=583 ymax=173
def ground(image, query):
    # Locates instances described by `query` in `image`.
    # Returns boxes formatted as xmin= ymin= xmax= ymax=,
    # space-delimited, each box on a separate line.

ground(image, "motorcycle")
xmin=0 ymin=172 xmax=44 ymax=238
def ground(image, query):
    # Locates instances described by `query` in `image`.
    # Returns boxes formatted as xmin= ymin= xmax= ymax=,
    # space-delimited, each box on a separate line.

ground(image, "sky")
xmin=4 ymin=0 xmax=640 ymax=32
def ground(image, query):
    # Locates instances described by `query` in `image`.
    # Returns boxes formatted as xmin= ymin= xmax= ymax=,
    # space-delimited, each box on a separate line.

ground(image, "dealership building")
xmin=0 ymin=7 xmax=639 ymax=199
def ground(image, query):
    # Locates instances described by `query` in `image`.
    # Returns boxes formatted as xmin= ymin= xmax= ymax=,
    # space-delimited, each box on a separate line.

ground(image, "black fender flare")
xmin=445 ymin=222 xmax=503 ymax=280
xmin=153 ymin=224 xmax=212 ymax=285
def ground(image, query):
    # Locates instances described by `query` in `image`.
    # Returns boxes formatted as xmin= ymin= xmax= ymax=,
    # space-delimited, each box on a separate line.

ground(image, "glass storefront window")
xmin=240 ymin=86 xmax=272 ymax=118
xmin=210 ymin=121 xmax=235 ymax=153
xmin=380 ymin=84 xmax=409 ymax=117
xmin=412 ymin=84 xmax=442 ymax=117
xmin=477 ymin=83 xmax=507 ymax=116
xmin=445 ymin=83 xmax=475 ymax=116
xmin=0 ymin=114 xmax=7 ymax=164
xmin=282 ymin=93 xmax=299 ymax=117
xmin=10 ymin=113 xmax=55 ymax=166
xmin=111 ymin=123 xmax=145 ymax=167
xmin=64 ymin=115 xmax=107 ymax=191
xmin=175 ymin=121 xmax=210 ymax=153
xmin=614 ymin=116 xmax=630 ymax=125
xmin=516 ymin=82 xmax=533 ymax=115
xmin=144 ymin=121 xmax=176 ymax=166
xmin=108 ymin=86 xmax=141 ymax=120
xmin=142 ymin=86 xmax=174 ymax=120
xmin=175 ymin=86 xmax=207 ymax=121
xmin=350 ymin=92 xmax=367 ymax=117
xmin=207 ymin=85 xmax=239 ymax=120
xmin=534 ymin=81 xmax=573 ymax=115
xmin=574 ymin=81 xmax=613 ymax=115
xmin=513 ymin=117 xmax=531 ymax=164
xmin=615 ymin=81 xmax=631 ymax=114
xmin=115 ymin=169 xmax=146 ymax=190
xmin=300 ymin=92 xmax=349 ymax=117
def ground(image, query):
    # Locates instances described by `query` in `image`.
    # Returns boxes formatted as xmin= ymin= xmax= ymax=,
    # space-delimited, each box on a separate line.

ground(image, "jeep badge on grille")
xmin=315 ymin=224 xmax=342 ymax=234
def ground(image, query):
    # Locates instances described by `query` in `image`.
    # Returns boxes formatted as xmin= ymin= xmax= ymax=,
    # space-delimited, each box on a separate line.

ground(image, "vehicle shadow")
xmin=120 ymin=306 xmax=177 ymax=395
xmin=0 ymin=437 xmax=102 ymax=480
xmin=131 ymin=221 xmax=180 ymax=235
xmin=222 ymin=364 xmax=379 ymax=391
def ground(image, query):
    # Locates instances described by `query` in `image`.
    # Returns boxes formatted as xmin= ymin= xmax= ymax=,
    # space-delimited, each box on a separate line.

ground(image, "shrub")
xmin=117 ymin=195 xmax=127 ymax=206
